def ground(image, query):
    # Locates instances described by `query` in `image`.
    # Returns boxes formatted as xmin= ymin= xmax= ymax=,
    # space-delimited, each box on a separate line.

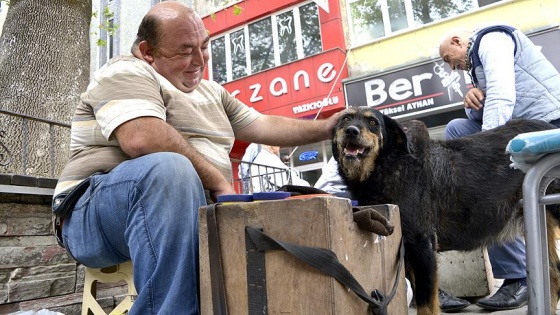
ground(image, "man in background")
xmin=439 ymin=24 xmax=560 ymax=311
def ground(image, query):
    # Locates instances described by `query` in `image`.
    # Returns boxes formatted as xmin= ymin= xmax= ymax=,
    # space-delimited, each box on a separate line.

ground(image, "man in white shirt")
xmin=240 ymin=143 xmax=309 ymax=193
xmin=439 ymin=24 xmax=560 ymax=311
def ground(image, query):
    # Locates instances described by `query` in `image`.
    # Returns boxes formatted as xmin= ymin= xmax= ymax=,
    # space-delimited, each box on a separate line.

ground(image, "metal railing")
xmin=0 ymin=109 xmax=70 ymax=176
xmin=0 ymin=129 xmax=10 ymax=167
xmin=232 ymin=159 xmax=301 ymax=194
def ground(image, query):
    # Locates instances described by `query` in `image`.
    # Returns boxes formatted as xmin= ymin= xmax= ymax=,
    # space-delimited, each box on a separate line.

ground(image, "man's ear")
xmin=451 ymin=36 xmax=462 ymax=47
xmin=138 ymin=41 xmax=155 ymax=63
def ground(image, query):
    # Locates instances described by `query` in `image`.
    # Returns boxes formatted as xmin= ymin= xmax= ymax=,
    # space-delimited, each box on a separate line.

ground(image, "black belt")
xmin=51 ymin=172 xmax=102 ymax=247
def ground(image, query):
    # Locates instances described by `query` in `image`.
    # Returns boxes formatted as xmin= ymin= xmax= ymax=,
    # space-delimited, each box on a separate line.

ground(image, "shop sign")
xmin=345 ymin=60 xmax=471 ymax=118
xmin=299 ymin=150 xmax=319 ymax=161
xmin=223 ymin=49 xmax=348 ymax=117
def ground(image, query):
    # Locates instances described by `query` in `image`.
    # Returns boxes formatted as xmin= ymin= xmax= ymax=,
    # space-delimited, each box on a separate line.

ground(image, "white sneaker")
xmin=405 ymin=278 xmax=413 ymax=307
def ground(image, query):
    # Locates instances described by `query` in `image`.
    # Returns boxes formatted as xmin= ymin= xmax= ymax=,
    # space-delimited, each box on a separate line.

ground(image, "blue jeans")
xmin=445 ymin=118 xmax=526 ymax=279
xmin=62 ymin=152 xmax=207 ymax=314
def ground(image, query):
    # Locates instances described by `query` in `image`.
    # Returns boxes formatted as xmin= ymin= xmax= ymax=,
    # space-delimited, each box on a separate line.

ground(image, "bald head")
xmin=438 ymin=28 xmax=472 ymax=71
xmin=133 ymin=1 xmax=197 ymax=53
xmin=146 ymin=1 xmax=195 ymax=20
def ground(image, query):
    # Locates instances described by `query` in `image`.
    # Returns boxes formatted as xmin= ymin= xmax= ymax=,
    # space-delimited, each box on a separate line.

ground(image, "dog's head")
xmin=332 ymin=106 xmax=409 ymax=183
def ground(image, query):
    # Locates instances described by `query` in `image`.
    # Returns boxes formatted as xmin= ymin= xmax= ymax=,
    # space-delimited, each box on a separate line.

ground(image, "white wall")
xmin=0 ymin=1 xmax=8 ymax=37
xmin=89 ymin=0 xmax=153 ymax=79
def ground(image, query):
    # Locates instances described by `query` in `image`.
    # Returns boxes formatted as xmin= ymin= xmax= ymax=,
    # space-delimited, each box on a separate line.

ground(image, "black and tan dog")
xmin=332 ymin=106 xmax=560 ymax=315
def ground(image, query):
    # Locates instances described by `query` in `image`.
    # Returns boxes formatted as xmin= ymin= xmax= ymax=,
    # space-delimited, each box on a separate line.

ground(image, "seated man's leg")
xmin=476 ymin=237 xmax=528 ymax=310
xmin=487 ymin=237 xmax=527 ymax=281
xmin=445 ymin=118 xmax=482 ymax=140
xmin=62 ymin=152 xmax=207 ymax=315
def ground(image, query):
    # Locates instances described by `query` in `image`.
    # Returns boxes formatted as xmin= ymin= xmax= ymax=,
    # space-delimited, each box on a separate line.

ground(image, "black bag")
xmin=52 ymin=172 xmax=102 ymax=217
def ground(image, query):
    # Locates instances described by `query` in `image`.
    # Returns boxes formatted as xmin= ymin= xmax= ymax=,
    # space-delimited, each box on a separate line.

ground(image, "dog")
xmin=331 ymin=106 xmax=560 ymax=315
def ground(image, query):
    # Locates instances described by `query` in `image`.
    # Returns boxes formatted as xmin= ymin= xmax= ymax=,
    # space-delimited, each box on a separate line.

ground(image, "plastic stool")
xmin=82 ymin=260 xmax=137 ymax=315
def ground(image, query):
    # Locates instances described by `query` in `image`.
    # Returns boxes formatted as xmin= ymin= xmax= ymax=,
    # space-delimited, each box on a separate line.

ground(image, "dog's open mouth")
xmin=343 ymin=143 xmax=368 ymax=158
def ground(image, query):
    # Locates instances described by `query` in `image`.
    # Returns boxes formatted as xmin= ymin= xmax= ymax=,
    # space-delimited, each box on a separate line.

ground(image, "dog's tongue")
xmin=344 ymin=145 xmax=364 ymax=156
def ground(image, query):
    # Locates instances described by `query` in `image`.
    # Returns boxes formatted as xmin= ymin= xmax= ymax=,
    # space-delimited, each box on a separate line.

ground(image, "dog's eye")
xmin=343 ymin=117 xmax=351 ymax=122
xmin=369 ymin=118 xmax=376 ymax=126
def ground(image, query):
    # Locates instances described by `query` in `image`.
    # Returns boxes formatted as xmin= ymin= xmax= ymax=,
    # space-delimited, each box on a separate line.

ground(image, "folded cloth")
xmin=507 ymin=129 xmax=560 ymax=173
xmin=507 ymin=129 xmax=560 ymax=155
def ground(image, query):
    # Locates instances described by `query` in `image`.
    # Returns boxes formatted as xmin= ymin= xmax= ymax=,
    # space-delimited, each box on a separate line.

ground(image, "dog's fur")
xmin=332 ymin=106 xmax=560 ymax=315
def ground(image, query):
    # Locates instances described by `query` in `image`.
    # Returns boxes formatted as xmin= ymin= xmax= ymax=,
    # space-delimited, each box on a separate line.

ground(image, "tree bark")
xmin=0 ymin=0 xmax=91 ymax=177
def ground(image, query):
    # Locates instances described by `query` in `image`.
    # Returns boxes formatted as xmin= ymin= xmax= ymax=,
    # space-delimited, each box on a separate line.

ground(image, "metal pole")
xmin=522 ymin=153 xmax=560 ymax=315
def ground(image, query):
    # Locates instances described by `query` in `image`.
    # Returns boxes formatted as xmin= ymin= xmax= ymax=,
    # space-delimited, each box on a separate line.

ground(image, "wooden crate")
xmin=198 ymin=196 xmax=407 ymax=314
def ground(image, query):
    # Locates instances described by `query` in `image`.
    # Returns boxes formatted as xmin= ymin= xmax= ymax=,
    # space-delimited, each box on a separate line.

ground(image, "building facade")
xmin=202 ymin=0 xmax=348 ymax=186
xmin=342 ymin=0 xmax=560 ymax=138
xmin=86 ymin=0 xmax=560 ymax=186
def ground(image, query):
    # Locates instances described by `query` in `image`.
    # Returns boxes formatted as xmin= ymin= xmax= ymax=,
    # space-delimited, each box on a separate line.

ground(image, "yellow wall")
xmin=346 ymin=0 xmax=560 ymax=77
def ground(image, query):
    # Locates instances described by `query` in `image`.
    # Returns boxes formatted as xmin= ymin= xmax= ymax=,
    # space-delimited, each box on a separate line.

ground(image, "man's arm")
xmin=114 ymin=116 xmax=235 ymax=199
xmin=478 ymin=31 xmax=516 ymax=130
xmin=235 ymin=112 xmax=342 ymax=146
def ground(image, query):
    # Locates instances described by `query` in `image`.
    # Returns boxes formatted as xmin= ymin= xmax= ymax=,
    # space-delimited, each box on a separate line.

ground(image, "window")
xmin=97 ymin=0 xmax=118 ymax=68
xmin=299 ymin=2 xmax=322 ymax=57
xmin=230 ymin=29 xmax=247 ymax=80
xmin=277 ymin=11 xmax=297 ymax=64
xmin=211 ymin=36 xmax=227 ymax=83
xmin=249 ymin=17 xmax=274 ymax=73
xmin=209 ymin=1 xmax=322 ymax=84
xmin=347 ymin=0 xmax=503 ymax=46
xmin=107 ymin=17 xmax=115 ymax=60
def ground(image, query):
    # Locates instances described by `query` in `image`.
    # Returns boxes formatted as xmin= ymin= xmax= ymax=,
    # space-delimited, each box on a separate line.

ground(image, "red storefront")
xmin=202 ymin=0 xmax=349 ymax=165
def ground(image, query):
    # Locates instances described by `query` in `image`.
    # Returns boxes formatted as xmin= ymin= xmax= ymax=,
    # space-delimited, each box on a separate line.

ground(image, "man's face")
xmin=150 ymin=14 xmax=209 ymax=93
xmin=439 ymin=37 xmax=468 ymax=71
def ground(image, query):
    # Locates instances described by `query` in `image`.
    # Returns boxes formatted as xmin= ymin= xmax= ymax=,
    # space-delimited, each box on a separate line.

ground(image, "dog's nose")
xmin=345 ymin=126 xmax=360 ymax=137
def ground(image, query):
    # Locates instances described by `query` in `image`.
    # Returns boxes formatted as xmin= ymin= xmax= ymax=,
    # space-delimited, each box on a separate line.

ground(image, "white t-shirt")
xmin=250 ymin=149 xmax=309 ymax=193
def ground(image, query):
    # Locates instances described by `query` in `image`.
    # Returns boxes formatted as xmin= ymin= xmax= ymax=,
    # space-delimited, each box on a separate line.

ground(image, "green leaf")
xmin=97 ymin=39 xmax=107 ymax=47
xmin=233 ymin=4 xmax=243 ymax=15
xmin=103 ymin=7 xmax=114 ymax=18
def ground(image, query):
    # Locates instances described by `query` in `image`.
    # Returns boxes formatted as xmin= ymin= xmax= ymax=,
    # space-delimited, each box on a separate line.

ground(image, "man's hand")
xmin=210 ymin=183 xmax=237 ymax=203
xmin=324 ymin=111 xmax=343 ymax=137
xmin=464 ymin=87 xmax=485 ymax=110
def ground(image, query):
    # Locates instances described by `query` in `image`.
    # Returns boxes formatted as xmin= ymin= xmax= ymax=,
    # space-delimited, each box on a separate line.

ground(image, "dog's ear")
xmin=382 ymin=115 xmax=411 ymax=154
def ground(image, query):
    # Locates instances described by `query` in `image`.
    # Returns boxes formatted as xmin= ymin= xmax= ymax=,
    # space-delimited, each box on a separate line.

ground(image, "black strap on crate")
xmin=245 ymin=226 xmax=268 ymax=313
xmin=245 ymin=226 xmax=405 ymax=315
xmin=206 ymin=204 xmax=229 ymax=315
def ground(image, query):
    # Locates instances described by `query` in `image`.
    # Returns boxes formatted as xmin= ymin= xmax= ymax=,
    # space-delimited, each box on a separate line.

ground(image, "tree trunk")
xmin=0 ymin=0 xmax=91 ymax=177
